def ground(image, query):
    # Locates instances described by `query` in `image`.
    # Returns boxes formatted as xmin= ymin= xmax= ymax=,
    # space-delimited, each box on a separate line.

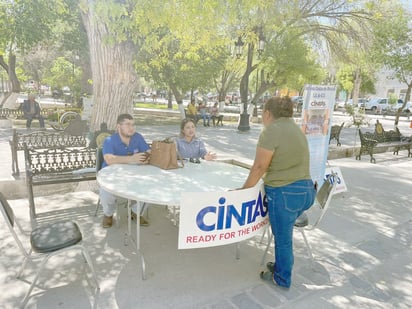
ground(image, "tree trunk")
xmin=81 ymin=2 xmax=138 ymax=131
xmin=240 ymin=43 xmax=254 ymax=105
xmin=169 ymin=83 xmax=185 ymax=119
xmin=0 ymin=54 xmax=21 ymax=93
xmin=352 ymin=68 xmax=362 ymax=106
xmin=395 ymin=83 xmax=412 ymax=126
xmin=167 ymin=88 xmax=173 ymax=109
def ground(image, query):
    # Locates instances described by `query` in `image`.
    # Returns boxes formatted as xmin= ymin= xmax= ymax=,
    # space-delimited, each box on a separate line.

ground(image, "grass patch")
xmin=134 ymin=102 xmax=177 ymax=110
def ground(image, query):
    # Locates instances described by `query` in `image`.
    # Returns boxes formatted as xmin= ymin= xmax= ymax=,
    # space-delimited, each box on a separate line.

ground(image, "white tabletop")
xmin=97 ymin=161 xmax=250 ymax=206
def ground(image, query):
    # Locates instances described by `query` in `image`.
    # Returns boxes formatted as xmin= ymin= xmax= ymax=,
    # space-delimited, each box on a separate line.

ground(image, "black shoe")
xmin=260 ymin=270 xmax=275 ymax=284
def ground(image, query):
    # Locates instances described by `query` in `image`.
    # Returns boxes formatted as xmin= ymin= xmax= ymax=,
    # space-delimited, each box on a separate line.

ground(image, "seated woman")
xmin=176 ymin=118 xmax=217 ymax=161
xmin=210 ymin=102 xmax=223 ymax=126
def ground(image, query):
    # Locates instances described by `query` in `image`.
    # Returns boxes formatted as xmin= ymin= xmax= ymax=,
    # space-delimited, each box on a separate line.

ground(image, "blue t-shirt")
xmin=102 ymin=132 xmax=150 ymax=168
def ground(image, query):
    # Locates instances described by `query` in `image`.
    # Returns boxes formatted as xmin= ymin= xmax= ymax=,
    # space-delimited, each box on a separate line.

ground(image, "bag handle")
xmin=163 ymin=136 xmax=184 ymax=168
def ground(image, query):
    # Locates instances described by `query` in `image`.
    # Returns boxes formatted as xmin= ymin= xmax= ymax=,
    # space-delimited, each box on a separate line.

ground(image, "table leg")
xmin=124 ymin=200 xmax=147 ymax=279
xmin=124 ymin=200 xmax=130 ymax=246
xmin=167 ymin=204 xmax=179 ymax=226
xmin=136 ymin=201 xmax=147 ymax=279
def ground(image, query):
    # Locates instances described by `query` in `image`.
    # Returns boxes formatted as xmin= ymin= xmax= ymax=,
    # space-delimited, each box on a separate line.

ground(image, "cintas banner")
xmin=178 ymin=182 xmax=267 ymax=249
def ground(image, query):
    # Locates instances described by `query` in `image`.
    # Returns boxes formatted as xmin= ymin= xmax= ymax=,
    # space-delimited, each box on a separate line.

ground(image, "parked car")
xmin=392 ymin=101 xmax=411 ymax=113
xmin=335 ymin=100 xmax=346 ymax=109
xmin=361 ymin=98 xmax=390 ymax=112
xmin=351 ymin=98 xmax=368 ymax=107
xmin=335 ymin=98 xmax=366 ymax=110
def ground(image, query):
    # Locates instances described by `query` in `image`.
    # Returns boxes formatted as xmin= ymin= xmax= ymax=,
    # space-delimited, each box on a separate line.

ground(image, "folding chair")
xmin=0 ymin=192 xmax=100 ymax=308
xmin=261 ymin=173 xmax=337 ymax=265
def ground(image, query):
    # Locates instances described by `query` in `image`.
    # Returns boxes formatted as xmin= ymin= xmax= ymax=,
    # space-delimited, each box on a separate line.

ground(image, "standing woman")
xmin=241 ymin=96 xmax=316 ymax=288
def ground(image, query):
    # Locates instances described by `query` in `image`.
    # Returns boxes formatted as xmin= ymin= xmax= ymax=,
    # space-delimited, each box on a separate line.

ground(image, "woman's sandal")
xmin=260 ymin=270 xmax=275 ymax=283
xmin=266 ymin=262 xmax=274 ymax=273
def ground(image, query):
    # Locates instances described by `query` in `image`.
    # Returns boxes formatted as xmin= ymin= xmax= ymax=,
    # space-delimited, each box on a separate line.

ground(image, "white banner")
xmin=178 ymin=183 xmax=268 ymax=249
xmin=301 ymin=85 xmax=337 ymax=186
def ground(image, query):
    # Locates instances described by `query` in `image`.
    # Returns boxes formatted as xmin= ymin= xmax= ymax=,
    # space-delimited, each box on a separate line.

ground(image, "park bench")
xmin=24 ymin=145 xmax=97 ymax=221
xmin=183 ymin=108 xmax=224 ymax=126
xmin=356 ymin=123 xmax=411 ymax=163
xmin=9 ymin=128 xmax=88 ymax=177
xmin=329 ymin=122 xmax=344 ymax=146
xmin=0 ymin=107 xmax=49 ymax=119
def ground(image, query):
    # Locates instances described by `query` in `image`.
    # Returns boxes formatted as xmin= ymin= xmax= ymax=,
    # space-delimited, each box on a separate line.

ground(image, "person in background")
xmin=240 ymin=96 xmax=316 ymax=288
xmin=176 ymin=118 xmax=216 ymax=161
xmin=99 ymin=113 xmax=151 ymax=228
xmin=198 ymin=102 xmax=211 ymax=127
xmin=22 ymin=94 xmax=45 ymax=129
xmin=210 ymin=102 xmax=222 ymax=126
xmin=186 ymin=99 xmax=201 ymax=124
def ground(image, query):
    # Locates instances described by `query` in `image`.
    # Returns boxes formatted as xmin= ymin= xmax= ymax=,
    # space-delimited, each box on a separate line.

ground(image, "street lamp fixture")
xmin=257 ymin=28 xmax=265 ymax=56
xmin=234 ymin=36 xmax=244 ymax=59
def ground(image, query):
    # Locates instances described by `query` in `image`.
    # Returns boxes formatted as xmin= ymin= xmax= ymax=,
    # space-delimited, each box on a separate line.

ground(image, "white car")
xmin=362 ymin=98 xmax=390 ymax=112
xmin=392 ymin=101 xmax=411 ymax=113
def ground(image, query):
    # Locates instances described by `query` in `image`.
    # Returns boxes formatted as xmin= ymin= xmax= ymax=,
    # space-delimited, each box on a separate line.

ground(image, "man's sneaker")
xmin=102 ymin=215 xmax=113 ymax=228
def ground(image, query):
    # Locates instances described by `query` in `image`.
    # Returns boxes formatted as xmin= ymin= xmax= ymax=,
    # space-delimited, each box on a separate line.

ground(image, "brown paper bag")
xmin=149 ymin=138 xmax=183 ymax=170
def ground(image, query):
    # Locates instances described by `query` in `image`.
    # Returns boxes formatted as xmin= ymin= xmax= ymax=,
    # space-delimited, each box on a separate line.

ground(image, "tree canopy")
xmin=2 ymin=0 xmax=411 ymax=129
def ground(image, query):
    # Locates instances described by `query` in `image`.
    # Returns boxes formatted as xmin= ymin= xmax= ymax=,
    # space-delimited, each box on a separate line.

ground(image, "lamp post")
xmin=235 ymin=27 xmax=265 ymax=132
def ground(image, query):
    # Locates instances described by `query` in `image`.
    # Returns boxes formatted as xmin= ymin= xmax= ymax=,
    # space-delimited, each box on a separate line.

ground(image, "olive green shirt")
xmin=258 ymin=117 xmax=311 ymax=187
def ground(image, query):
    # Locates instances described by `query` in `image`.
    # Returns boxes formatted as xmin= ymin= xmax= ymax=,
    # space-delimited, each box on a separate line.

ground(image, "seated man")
xmin=22 ymin=94 xmax=45 ymax=129
xmin=99 ymin=114 xmax=151 ymax=228
xmin=186 ymin=99 xmax=201 ymax=124
xmin=198 ymin=102 xmax=211 ymax=127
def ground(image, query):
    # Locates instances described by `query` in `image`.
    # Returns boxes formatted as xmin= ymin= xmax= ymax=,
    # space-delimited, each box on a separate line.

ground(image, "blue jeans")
xmin=201 ymin=113 xmax=210 ymax=126
xmin=265 ymin=179 xmax=316 ymax=288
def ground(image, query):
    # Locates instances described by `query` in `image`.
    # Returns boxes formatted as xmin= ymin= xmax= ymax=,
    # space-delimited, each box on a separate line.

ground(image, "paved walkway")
xmin=0 ymin=112 xmax=411 ymax=308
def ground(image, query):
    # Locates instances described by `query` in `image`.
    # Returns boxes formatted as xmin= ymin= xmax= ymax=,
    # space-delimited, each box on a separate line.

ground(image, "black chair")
xmin=93 ymin=147 xmax=104 ymax=216
xmin=329 ymin=122 xmax=344 ymax=146
xmin=0 ymin=192 xmax=100 ymax=308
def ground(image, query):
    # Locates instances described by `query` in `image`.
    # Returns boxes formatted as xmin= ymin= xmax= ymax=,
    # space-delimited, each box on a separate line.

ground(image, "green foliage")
xmin=42 ymin=56 xmax=82 ymax=92
xmin=0 ymin=0 xmax=66 ymax=53
xmin=371 ymin=3 xmax=412 ymax=101
xmin=336 ymin=65 xmax=376 ymax=99
xmin=345 ymin=104 xmax=370 ymax=128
